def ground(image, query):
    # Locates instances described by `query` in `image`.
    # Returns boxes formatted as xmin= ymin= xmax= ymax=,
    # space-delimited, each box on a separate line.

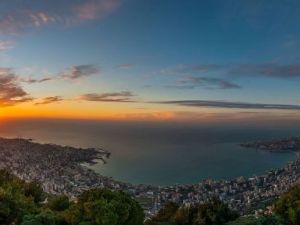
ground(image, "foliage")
xmin=61 ymin=188 xmax=144 ymax=225
xmin=4 ymin=166 xmax=300 ymax=225
xmin=226 ymin=215 xmax=282 ymax=225
xmin=0 ymin=169 xmax=144 ymax=225
xmin=273 ymin=187 xmax=300 ymax=225
xmin=47 ymin=195 xmax=70 ymax=212
xmin=23 ymin=181 xmax=45 ymax=204
xmin=145 ymin=199 xmax=238 ymax=225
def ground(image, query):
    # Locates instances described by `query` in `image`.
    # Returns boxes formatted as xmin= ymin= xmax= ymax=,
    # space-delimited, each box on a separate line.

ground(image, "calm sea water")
xmin=0 ymin=119 xmax=299 ymax=185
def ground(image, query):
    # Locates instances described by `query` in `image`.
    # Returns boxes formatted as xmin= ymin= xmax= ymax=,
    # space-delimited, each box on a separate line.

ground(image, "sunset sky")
xmin=1 ymin=0 xmax=300 ymax=122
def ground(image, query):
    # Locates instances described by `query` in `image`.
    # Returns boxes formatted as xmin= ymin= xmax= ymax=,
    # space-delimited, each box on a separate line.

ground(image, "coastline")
xmin=0 ymin=136 xmax=300 ymax=216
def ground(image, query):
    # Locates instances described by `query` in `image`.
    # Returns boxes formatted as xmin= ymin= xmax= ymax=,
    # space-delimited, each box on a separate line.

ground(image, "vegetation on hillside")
xmin=146 ymin=187 xmax=300 ymax=225
xmin=0 ymin=169 xmax=144 ymax=225
xmin=2 ymin=168 xmax=300 ymax=225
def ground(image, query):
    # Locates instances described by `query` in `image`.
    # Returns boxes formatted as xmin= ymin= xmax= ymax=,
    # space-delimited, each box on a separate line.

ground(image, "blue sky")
xmin=0 ymin=0 xmax=300 ymax=121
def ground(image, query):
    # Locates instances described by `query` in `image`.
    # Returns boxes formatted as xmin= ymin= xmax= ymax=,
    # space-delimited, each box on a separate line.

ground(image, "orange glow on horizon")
xmin=0 ymin=101 xmax=299 ymax=125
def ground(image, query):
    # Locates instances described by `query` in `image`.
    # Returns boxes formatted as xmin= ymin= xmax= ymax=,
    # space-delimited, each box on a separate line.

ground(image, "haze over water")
xmin=0 ymin=119 xmax=298 ymax=186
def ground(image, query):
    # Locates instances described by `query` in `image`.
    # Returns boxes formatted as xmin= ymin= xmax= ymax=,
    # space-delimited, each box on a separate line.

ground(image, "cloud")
xmin=35 ymin=96 xmax=63 ymax=105
xmin=116 ymin=64 xmax=134 ymax=69
xmin=172 ymin=76 xmax=241 ymax=89
xmin=73 ymin=0 xmax=121 ymax=21
xmin=79 ymin=91 xmax=135 ymax=102
xmin=21 ymin=77 xmax=54 ymax=84
xmin=21 ymin=64 xmax=99 ymax=84
xmin=156 ymin=100 xmax=300 ymax=110
xmin=0 ymin=10 xmax=61 ymax=34
xmin=0 ymin=68 xmax=33 ymax=106
xmin=229 ymin=63 xmax=300 ymax=78
xmin=161 ymin=62 xmax=300 ymax=79
xmin=0 ymin=41 xmax=14 ymax=51
xmin=160 ymin=64 xmax=224 ymax=76
xmin=0 ymin=0 xmax=122 ymax=34
xmin=61 ymin=64 xmax=99 ymax=80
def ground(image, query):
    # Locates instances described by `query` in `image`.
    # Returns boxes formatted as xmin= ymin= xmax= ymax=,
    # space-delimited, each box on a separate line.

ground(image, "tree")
xmin=22 ymin=211 xmax=57 ymax=225
xmin=274 ymin=187 xmax=300 ymax=225
xmin=146 ymin=199 xmax=238 ymax=225
xmin=226 ymin=215 xmax=281 ymax=225
xmin=23 ymin=181 xmax=45 ymax=204
xmin=0 ymin=187 xmax=18 ymax=224
xmin=48 ymin=195 xmax=70 ymax=212
xmin=192 ymin=199 xmax=238 ymax=225
xmin=61 ymin=189 xmax=144 ymax=225
xmin=0 ymin=170 xmax=144 ymax=225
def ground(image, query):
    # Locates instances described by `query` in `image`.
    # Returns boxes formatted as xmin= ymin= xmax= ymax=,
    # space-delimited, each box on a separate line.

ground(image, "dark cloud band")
xmin=156 ymin=100 xmax=300 ymax=110
xmin=79 ymin=91 xmax=135 ymax=102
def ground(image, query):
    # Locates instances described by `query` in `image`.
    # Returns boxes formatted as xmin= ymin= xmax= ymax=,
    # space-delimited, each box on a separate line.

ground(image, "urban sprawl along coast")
xmin=1 ymin=137 xmax=300 ymax=218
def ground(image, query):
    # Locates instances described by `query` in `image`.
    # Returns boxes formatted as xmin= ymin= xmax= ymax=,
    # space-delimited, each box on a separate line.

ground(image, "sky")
xmin=0 ymin=0 xmax=300 ymax=123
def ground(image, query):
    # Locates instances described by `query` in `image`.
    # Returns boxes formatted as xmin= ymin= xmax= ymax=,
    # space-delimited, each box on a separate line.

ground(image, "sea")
xmin=0 ymin=119 xmax=299 ymax=186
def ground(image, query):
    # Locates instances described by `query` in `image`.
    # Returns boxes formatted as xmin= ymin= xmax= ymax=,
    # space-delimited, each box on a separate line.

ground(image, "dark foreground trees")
xmin=145 ymin=199 xmax=239 ymax=225
xmin=145 ymin=186 xmax=300 ymax=225
xmin=0 ymin=170 xmax=144 ymax=225
xmin=3 ymin=167 xmax=300 ymax=225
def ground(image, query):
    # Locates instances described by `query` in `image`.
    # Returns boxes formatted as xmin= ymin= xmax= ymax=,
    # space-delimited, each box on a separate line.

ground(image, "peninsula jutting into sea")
xmin=0 ymin=136 xmax=300 ymax=217
xmin=241 ymin=137 xmax=300 ymax=152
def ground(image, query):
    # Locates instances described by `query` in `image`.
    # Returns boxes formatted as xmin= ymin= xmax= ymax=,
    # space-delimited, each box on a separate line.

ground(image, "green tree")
xmin=23 ymin=181 xmax=45 ymax=204
xmin=274 ymin=187 xmax=300 ymax=225
xmin=192 ymin=199 xmax=238 ymax=225
xmin=22 ymin=211 xmax=57 ymax=225
xmin=48 ymin=195 xmax=70 ymax=212
xmin=0 ymin=169 xmax=145 ymax=225
xmin=146 ymin=199 xmax=238 ymax=225
xmin=0 ymin=187 xmax=17 ymax=224
xmin=62 ymin=189 xmax=144 ymax=225
xmin=226 ymin=215 xmax=282 ymax=225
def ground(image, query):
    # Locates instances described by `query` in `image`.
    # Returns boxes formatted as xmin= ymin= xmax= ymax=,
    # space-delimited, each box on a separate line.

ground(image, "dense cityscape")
xmin=0 ymin=137 xmax=300 ymax=218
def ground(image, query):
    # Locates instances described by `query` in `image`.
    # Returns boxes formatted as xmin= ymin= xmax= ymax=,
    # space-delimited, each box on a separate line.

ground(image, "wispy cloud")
xmin=35 ymin=96 xmax=63 ymax=105
xmin=0 ymin=68 xmax=33 ymax=106
xmin=21 ymin=77 xmax=54 ymax=84
xmin=116 ymin=64 xmax=135 ymax=69
xmin=79 ymin=91 xmax=135 ymax=102
xmin=21 ymin=64 xmax=99 ymax=84
xmin=0 ymin=0 xmax=122 ymax=34
xmin=156 ymin=100 xmax=300 ymax=110
xmin=0 ymin=40 xmax=14 ymax=51
xmin=172 ymin=76 xmax=241 ymax=89
xmin=73 ymin=0 xmax=121 ymax=21
xmin=160 ymin=64 xmax=224 ymax=76
xmin=229 ymin=63 xmax=300 ymax=78
xmin=61 ymin=64 xmax=99 ymax=80
xmin=161 ymin=62 xmax=300 ymax=79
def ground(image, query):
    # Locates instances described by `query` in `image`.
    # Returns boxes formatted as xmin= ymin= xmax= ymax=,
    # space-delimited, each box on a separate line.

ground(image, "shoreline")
xmin=0 ymin=136 xmax=300 ymax=216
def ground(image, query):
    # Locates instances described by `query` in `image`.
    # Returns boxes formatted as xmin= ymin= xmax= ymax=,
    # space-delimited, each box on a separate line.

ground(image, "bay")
xmin=0 ymin=119 xmax=298 ymax=185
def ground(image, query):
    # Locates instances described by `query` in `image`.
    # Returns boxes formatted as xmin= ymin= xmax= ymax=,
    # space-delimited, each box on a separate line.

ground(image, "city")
xmin=0 ymin=137 xmax=300 ymax=218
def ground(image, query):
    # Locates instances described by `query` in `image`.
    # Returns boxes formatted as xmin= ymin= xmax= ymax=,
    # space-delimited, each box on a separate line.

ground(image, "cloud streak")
xmin=156 ymin=100 xmax=300 ymax=110
xmin=0 ymin=40 xmax=14 ymax=51
xmin=35 ymin=96 xmax=63 ymax=105
xmin=0 ymin=0 xmax=122 ymax=34
xmin=79 ymin=91 xmax=135 ymax=102
xmin=21 ymin=64 xmax=99 ymax=84
xmin=160 ymin=64 xmax=224 ymax=76
xmin=173 ymin=76 xmax=241 ymax=89
xmin=116 ymin=64 xmax=135 ymax=69
xmin=62 ymin=64 xmax=99 ymax=80
xmin=229 ymin=63 xmax=300 ymax=78
xmin=74 ymin=0 xmax=121 ymax=21
xmin=161 ymin=62 xmax=300 ymax=80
